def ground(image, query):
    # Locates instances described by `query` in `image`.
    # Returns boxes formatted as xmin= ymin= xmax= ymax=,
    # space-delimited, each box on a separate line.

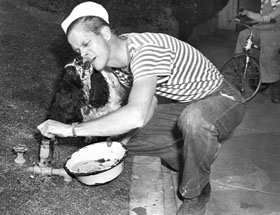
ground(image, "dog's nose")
xmin=83 ymin=61 xmax=91 ymax=70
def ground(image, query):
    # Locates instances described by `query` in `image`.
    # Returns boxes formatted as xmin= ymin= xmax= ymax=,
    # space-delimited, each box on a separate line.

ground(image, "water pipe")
xmin=29 ymin=136 xmax=72 ymax=182
xmin=27 ymin=165 xmax=72 ymax=182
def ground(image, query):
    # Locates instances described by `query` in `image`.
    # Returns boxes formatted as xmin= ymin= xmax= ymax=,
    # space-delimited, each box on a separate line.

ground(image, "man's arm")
xmin=107 ymin=95 xmax=158 ymax=145
xmin=37 ymin=75 xmax=158 ymax=138
xmin=242 ymin=5 xmax=280 ymax=23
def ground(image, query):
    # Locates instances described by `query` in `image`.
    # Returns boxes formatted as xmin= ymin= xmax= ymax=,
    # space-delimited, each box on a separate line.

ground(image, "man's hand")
xmin=262 ymin=15 xmax=272 ymax=23
xmin=106 ymin=133 xmax=131 ymax=147
xmin=37 ymin=119 xmax=72 ymax=138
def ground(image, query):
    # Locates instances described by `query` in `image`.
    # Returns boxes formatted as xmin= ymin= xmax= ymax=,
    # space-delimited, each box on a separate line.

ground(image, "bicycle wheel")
xmin=220 ymin=53 xmax=261 ymax=102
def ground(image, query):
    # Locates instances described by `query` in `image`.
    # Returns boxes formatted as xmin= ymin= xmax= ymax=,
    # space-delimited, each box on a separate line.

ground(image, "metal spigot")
xmin=13 ymin=144 xmax=28 ymax=165
xmin=39 ymin=137 xmax=56 ymax=167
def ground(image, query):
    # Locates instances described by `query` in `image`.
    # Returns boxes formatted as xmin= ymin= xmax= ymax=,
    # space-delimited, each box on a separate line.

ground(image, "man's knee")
xmin=236 ymin=29 xmax=250 ymax=53
xmin=178 ymin=107 xmax=211 ymax=137
xmin=238 ymin=29 xmax=250 ymax=39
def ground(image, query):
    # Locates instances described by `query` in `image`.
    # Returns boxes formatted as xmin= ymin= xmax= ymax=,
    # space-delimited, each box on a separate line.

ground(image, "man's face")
xmin=67 ymin=24 xmax=110 ymax=71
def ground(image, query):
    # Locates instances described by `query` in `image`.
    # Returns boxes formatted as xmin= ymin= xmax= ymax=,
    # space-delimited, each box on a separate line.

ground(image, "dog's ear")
xmin=88 ymin=70 xmax=110 ymax=108
xmin=65 ymin=65 xmax=76 ymax=74
xmin=47 ymin=65 xmax=86 ymax=124
xmin=47 ymin=88 xmax=85 ymax=124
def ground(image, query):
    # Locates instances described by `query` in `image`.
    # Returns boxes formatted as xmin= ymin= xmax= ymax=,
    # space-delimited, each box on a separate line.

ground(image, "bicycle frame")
xmin=220 ymin=18 xmax=262 ymax=102
xmin=221 ymin=16 xmax=275 ymax=102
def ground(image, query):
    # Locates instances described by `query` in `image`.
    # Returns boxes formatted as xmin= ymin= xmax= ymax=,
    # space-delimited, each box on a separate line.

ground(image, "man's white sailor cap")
xmin=61 ymin=1 xmax=109 ymax=34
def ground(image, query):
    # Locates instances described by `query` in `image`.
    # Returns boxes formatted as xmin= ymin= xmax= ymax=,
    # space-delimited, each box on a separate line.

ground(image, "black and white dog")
xmin=47 ymin=57 xmax=131 ymax=142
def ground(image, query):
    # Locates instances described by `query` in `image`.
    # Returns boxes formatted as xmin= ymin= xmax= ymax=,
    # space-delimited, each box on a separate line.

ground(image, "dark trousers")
xmin=127 ymin=80 xmax=246 ymax=198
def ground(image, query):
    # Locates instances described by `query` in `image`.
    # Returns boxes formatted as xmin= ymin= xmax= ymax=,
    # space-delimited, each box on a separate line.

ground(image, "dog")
xmin=47 ymin=57 xmax=132 ymax=143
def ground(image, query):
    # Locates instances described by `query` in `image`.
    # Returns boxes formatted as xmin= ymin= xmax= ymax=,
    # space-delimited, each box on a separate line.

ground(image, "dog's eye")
xmin=74 ymin=56 xmax=83 ymax=66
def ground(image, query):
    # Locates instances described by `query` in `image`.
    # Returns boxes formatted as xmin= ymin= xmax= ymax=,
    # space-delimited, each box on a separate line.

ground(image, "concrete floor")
xmin=190 ymin=29 xmax=280 ymax=215
xmin=208 ymin=95 xmax=280 ymax=215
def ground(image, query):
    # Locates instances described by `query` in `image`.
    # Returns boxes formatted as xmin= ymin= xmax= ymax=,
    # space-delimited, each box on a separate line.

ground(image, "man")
xmin=38 ymin=2 xmax=246 ymax=214
xmin=235 ymin=0 xmax=280 ymax=103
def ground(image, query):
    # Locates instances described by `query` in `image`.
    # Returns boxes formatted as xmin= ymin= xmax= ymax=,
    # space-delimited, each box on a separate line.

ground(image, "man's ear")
xmin=100 ymin=26 xmax=111 ymax=41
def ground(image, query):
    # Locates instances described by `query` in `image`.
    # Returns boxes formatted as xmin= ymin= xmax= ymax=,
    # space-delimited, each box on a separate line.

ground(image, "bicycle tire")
xmin=220 ymin=53 xmax=261 ymax=102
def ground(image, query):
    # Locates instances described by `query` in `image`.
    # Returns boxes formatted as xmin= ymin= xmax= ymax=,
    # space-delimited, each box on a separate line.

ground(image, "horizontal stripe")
xmin=122 ymin=32 xmax=223 ymax=102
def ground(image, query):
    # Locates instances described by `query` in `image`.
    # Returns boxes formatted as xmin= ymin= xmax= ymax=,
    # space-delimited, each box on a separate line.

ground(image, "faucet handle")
xmin=13 ymin=144 xmax=28 ymax=165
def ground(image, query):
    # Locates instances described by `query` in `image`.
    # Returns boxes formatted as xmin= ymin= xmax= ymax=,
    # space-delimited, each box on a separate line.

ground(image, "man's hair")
xmin=66 ymin=16 xmax=110 ymax=35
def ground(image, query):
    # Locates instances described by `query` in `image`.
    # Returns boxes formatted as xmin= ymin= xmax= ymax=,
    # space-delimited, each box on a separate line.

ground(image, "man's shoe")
xmin=271 ymin=96 xmax=280 ymax=103
xmin=176 ymin=183 xmax=211 ymax=215
xmin=271 ymin=89 xmax=280 ymax=103
xmin=270 ymin=81 xmax=280 ymax=103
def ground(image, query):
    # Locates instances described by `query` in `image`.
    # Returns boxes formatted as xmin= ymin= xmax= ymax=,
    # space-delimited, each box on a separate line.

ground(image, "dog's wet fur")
xmin=46 ymin=58 xmax=130 ymax=143
xmin=47 ymin=64 xmax=110 ymax=124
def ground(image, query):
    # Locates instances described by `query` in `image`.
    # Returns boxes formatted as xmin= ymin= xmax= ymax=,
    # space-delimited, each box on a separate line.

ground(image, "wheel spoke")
xmin=220 ymin=54 xmax=261 ymax=102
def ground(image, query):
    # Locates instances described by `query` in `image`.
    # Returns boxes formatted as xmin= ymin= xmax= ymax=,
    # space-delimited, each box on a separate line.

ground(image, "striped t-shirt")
xmin=121 ymin=32 xmax=223 ymax=103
